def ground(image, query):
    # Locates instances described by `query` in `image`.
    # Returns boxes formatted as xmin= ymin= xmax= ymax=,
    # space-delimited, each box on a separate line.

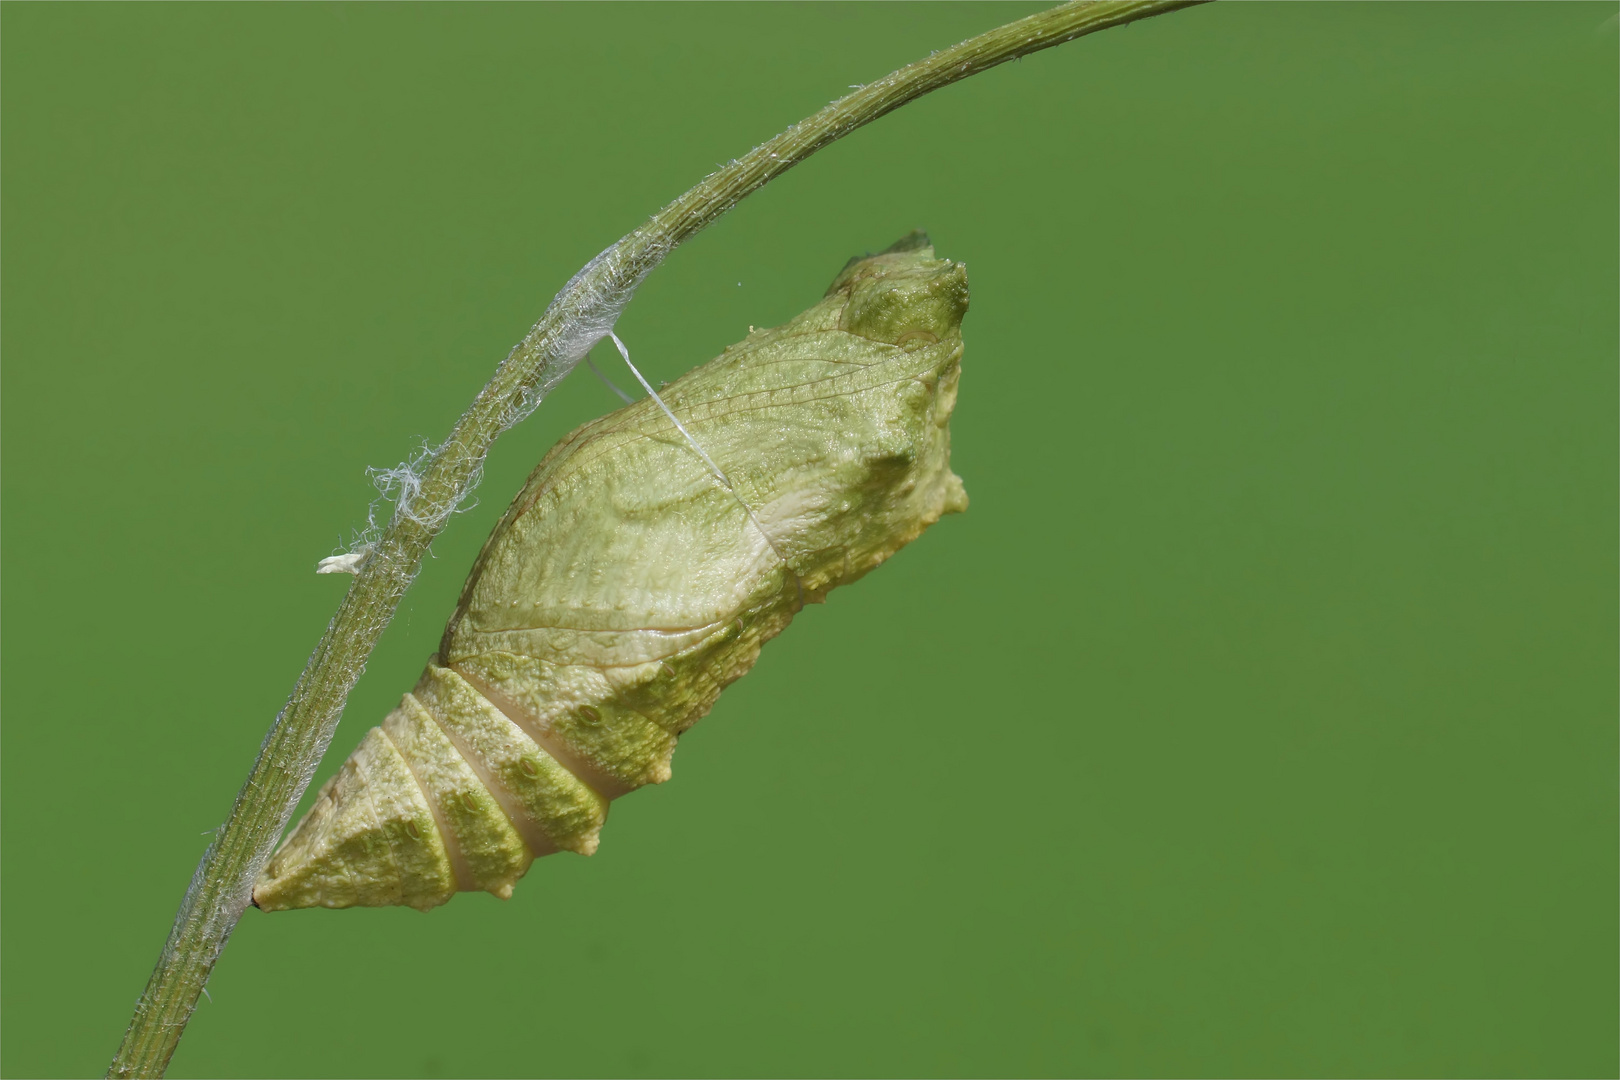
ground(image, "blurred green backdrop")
xmin=3 ymin=3 xmax=1615 ymax=1077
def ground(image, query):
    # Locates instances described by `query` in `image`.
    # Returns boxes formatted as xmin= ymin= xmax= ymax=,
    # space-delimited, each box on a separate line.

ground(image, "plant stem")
xmin=106 ymin=2 xmax=1207 ymax=1075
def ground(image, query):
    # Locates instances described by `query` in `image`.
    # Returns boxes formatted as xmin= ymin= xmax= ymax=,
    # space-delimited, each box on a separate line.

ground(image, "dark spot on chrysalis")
xmin=578 ymin=704 xmax=602 ymax=725
xmin=520 ymin=759 xmax=539 ymax=777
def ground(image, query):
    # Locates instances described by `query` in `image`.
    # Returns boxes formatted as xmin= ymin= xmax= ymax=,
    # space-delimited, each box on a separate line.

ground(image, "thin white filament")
xmin=607 ymin=331 xmax=797 ymax=584
xmin=586 ymin=356 xmax=635 ymax=404
xmin=608 ymin=330 xmax=737 ymax=495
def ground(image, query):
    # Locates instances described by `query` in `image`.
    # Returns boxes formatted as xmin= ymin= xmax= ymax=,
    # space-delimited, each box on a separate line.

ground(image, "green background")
xmin=3 ymin=3 xmax=1615 ymax=1077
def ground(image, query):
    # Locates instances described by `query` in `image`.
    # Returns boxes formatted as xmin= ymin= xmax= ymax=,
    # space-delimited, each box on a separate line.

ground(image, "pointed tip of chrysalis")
xmin=253 ymin=727 xmax=458 ymax=912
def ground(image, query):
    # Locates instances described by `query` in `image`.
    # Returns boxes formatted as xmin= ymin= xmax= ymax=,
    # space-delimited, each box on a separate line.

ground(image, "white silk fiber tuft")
xmin=319 ymin=236 xmax=669 ymax=574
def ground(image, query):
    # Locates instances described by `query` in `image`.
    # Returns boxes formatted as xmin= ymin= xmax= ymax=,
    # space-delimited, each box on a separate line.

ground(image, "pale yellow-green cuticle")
xmin=384 ymin=694 xmax=531 ymax=896
xmin=255 ymin=235 xmax=968 ymax=911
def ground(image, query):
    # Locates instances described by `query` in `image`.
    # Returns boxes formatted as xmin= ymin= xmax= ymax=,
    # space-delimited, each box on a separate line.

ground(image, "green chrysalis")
xmin=254 ymin=233 xmax=969 ymax=911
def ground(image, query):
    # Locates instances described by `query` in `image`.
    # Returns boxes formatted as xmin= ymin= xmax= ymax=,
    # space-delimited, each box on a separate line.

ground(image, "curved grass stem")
xmin=106 ymin=2 xmax=1207 ymax=1075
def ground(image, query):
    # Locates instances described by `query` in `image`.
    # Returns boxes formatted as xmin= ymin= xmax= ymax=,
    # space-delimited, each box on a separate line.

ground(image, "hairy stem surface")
xmin=106 ymin=2 xmax=1206 ymax=1075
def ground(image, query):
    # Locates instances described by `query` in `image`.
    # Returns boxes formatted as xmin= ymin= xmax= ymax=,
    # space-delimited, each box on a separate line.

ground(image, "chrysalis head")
xmin=829 ymin=231 xmax=970 ymax=349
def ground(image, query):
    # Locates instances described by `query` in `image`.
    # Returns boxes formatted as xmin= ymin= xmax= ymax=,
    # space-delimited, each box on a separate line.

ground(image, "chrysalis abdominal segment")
xmin=255 ymin=233 xmax=969 ymax=911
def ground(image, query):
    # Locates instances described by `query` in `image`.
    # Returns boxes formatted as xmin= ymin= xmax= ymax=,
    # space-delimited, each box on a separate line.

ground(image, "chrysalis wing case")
xmin=255 ymin=233 xmax=969 ymax=911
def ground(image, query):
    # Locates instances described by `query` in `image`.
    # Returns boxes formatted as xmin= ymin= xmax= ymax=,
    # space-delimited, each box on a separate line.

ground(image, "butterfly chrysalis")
xmin=254 ymin=233 xmax=969 ymax=910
